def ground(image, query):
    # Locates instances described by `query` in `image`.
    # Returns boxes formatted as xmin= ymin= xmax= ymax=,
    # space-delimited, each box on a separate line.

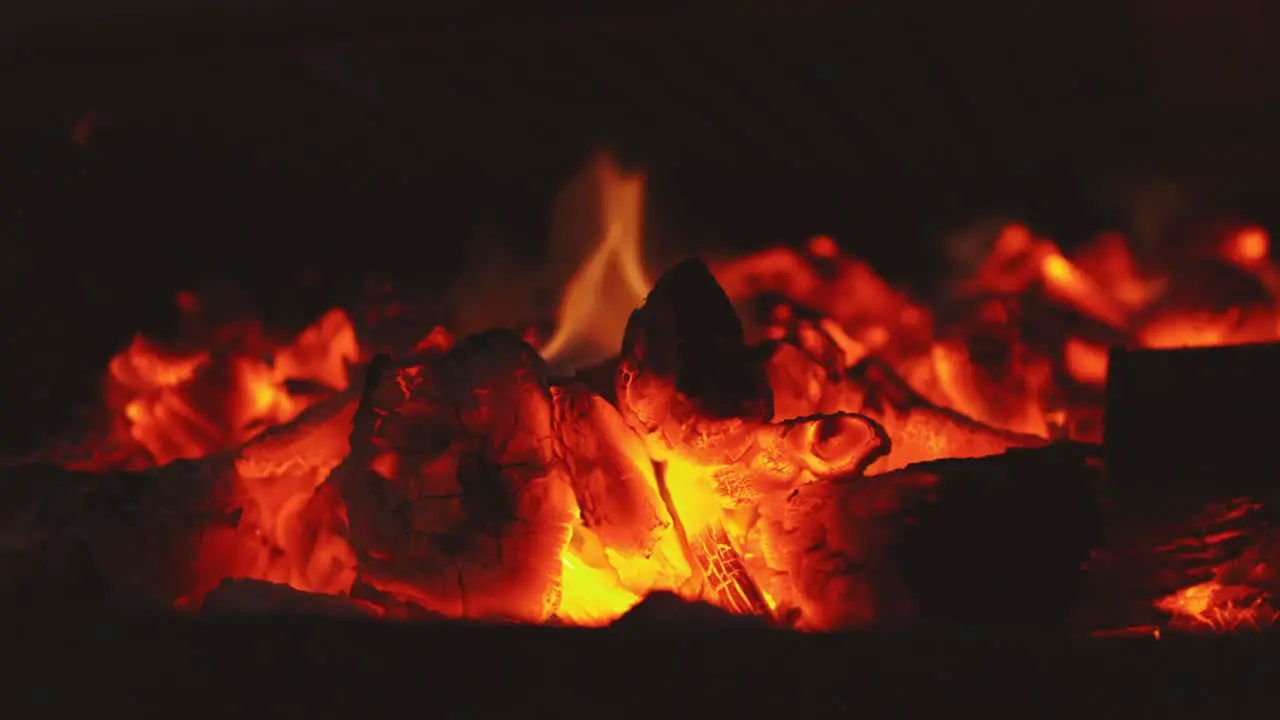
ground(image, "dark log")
xmin=0 ymin=457 xmax=239 ymax=607
xmin=563 ymin=354 xmax=620 ymax=406
xmin=1094 ymin=341 xmax=1280 ymax=632
xmin=763 ymin=443 xmax=1103 ymax=629
xmin=202 ymin=578 xmax=377 ymax=618
xmin=1104 ymin=342 xmax=1280 ymax=499
xmin=895 ymin=444 xmax=1104 ymax=626
xmin=612 ymin=259 xmax=788 ymax=616
xmin=609 ymin=590 xmax=770 ymax=629
xmin=616 ymin=257 xmax=773 ymax=438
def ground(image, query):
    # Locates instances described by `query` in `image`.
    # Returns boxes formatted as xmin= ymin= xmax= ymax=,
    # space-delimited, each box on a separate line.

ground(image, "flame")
xmin=1154 ymin=581 xmax=1276 ymax=633
xmin=539 ymin=155 xmax=653 ymax=371
xmin=52 ymin=154 xmax=1280 ymax=634
xmin=65 ymin=301 xmax=362 ymax=600
xmin=1223 ymin=226 xmax=1270 ymax=268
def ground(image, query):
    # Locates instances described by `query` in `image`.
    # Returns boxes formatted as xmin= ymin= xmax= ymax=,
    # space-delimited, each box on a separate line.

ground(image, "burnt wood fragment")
xmin=609 ymin=590 xmax=770 ymax=629
xmin=0 ymin=458 xmax=240 ymax=607
xmin=766 ymin=443 xmax=1102 ymax=629
xmin=617 ymin=257 xmax=773 ymax=433
xmin=563 ymin=354 xmax=620 ymax=405
xmin=894 ymin=443 xmax=1104 ymax=625
xmin=551 ymin=382 xmax=671 ymax=557
xmin=323 ymin=332 xmax=577 ymax=622
xmin=202 ymin=578 xmax=377 ymax=617
xmin=1104 ymin=342 xmax=1280 ymax=498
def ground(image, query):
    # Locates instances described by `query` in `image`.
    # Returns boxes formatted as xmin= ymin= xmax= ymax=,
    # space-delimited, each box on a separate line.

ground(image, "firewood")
xmin=616 ymin=257 xmax=774 ymax=458
xmin=760 ymin=443 xmax=1103 ymax=629
xmin=1105 ymin=342 xmax=1280 ymax=499
xmin=321 ymin=332 xmax=578 ymax=623
xmin=609 ymin=590 xmax=770 ymax=629
xmin=201 ymin=578 xmax=377 ymax=618
xmin=612 ymin=258 xmax=776 ymax=615
xmin=847 ymin=356 xmax=1046 ymax=469
xmin=562 ymin=354 xmax=620 ymax=405
xmin=0 ymin=457 xmax=239 ymax=607
xmin=614 ymin=259 xmax=897 ymax=617
xmin=1091 ymin=344 xmax=1280 ymax=631
xmin=765 ymin=339 xmax=1043 ymax=472
xmin=615 ymin=259 xmax=889 ymax=480
xmin=551 ymin=382 xmax=671 ymax=557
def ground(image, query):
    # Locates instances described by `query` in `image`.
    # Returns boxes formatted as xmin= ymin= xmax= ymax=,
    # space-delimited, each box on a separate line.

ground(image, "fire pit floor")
xmin=3 ymin=604 xmax=1268 ymax=717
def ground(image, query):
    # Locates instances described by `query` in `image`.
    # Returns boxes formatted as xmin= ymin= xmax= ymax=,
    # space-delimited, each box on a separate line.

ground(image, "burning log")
xmin=229 ymin=386 xmax=364 ymax=597
xmin=764 ymin=337 xmax=1044 ymax=472
xmin=613 ymin=258 xmax=777 ymax=617
xmin=551 ymin=382 xmax=671 ymax=557
xmin=321 ymin=331 xmax=578 ymax=623
xmin=614 ymin=258 xmax=892 ymax=617
xmin=615 ymin=259 xmax=891 ymax=483
xmin=26 ymin=141 xmax=1280 ymax=636
xmin=846 ymin=357 xmax=1046 ymax=470
xmin=760 ymin=443 xmax=1103 ymax=629
xmin=616 ymin=257 xmax=775 ymax=452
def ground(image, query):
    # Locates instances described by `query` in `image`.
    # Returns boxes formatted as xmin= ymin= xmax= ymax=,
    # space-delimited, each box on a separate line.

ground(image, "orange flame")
xmin=539 ymin=155 xmax=653 ymax=371
xmin=1155 ymin=581 xmax=1276 ymax=633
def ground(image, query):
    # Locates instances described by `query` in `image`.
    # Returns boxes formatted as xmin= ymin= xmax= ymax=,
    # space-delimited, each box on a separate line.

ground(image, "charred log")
xmin=1105 ymin=342 xmax=1280 ymax=499
xmin=564 ymin=355 xmax=621 ymax=405
xmin=0 ymin=457 xmax=239 ymax=607
xmin=322 ymin=332 xmax=577 ymax=622
xmin=614 ymin=259 xmax=784 ymax=615
xmin=616 ymin=257 xmax=774 ymax=447
xmin=551 ymin=382 xmax=671 ymax=557
xmin=894 ymin=444 xmax=1104 ymax=626
xmin=202 ymin=578 xmax=378 ymax=618
xmin=764 ymin=339 xmax=1043 ymax=472
xmin=200 ymin=577 xmax=452 ymax=621
xmin=1095 ymin=345 xmax=1280 ymax=631
xmin=848 ymin=355 xmax=1045 ymax=470
xmin=609 ymin=590 xmax=770 ymax=629
xmin=760 ymin=444 xmax=1102 ymax=629
xmin=615 ymin=260 xmax=900 ymax=620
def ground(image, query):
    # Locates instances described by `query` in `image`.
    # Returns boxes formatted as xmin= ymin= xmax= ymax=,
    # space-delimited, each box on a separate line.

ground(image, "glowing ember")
xmin=1155 ymin=581 xmax=1276 ymax=633
xmin=49 ymin=153 xmax=1280 ymax=634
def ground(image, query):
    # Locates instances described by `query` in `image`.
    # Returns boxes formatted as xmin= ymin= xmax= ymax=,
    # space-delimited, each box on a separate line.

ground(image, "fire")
xmin=1155 ymin=581 xmax=1275 ymax=633
xmin=72 ymin=307 xmax=359 ymax=471
xmin=539 ymin=154 xmax=652 ymax=372
xmin=51 ymin=154 xmax=1280 ymax=634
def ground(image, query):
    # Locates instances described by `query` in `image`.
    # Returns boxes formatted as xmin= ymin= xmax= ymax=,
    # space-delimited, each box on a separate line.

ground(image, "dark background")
xmin=1 ymin=610 xmax=1275 ymax=718
xmin=2 ymin=1 xmax=1280 ymax=453
xmin=2 ymin=5 xmax=1280 ymax=711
